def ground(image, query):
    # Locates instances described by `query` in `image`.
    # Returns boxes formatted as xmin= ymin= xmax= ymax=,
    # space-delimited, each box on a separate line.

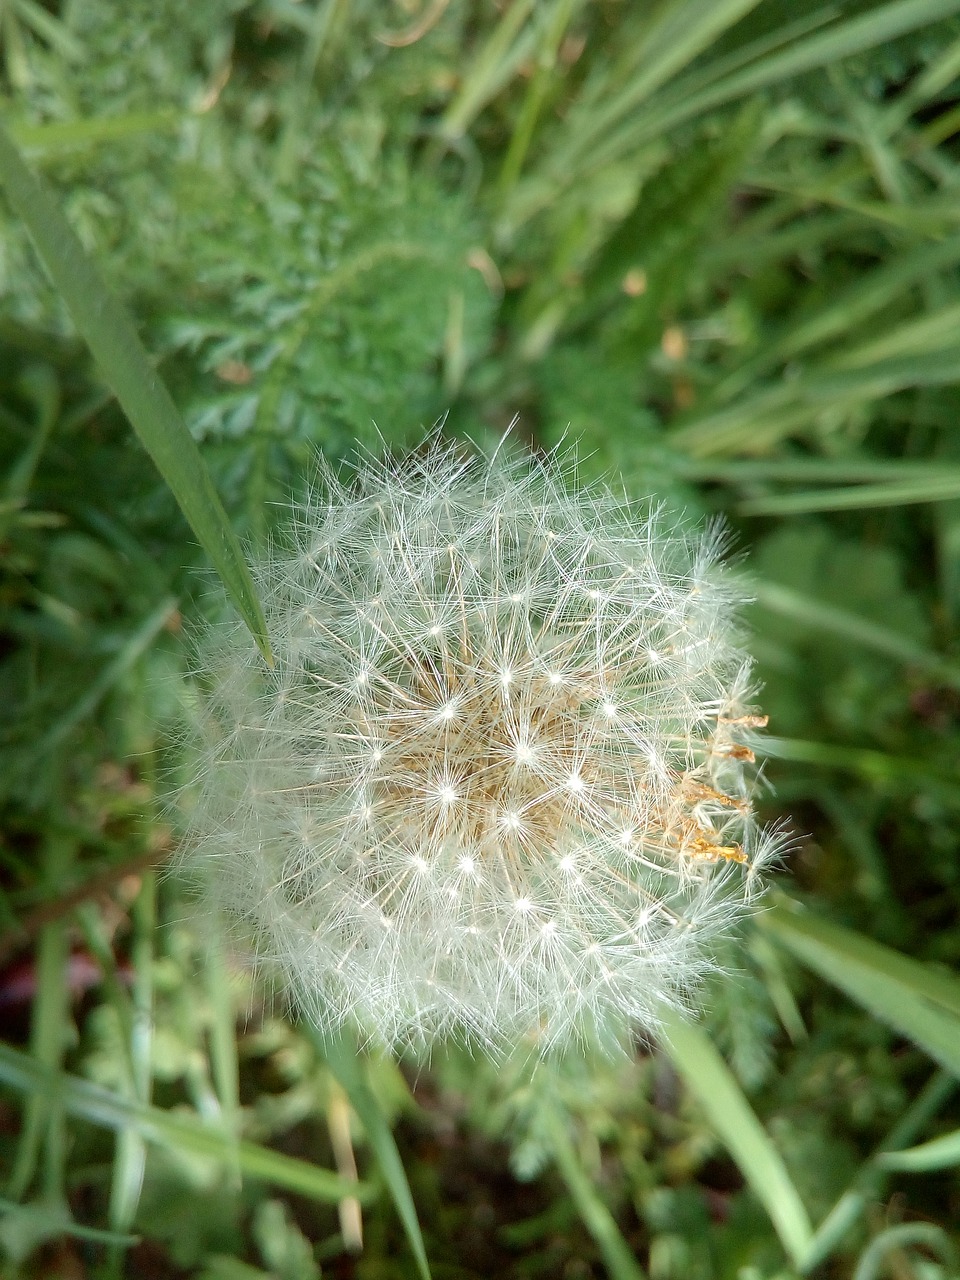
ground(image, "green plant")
xmin=1 ymin=3 xmax=959 ymax=1277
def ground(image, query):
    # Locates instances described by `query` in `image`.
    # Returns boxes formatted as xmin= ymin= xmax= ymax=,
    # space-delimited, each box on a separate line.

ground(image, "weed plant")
xmin=1 ymin=2 xmax=960 ymax=1278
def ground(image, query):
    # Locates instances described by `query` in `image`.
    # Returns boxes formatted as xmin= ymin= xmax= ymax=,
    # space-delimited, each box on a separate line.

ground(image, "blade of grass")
xmin=827 ymin=300 xmax=960 ymax=369
xmin=738 ymin=475 xmax=960 ymax=514
xmin=0 ymin=367 xmax=58 ymax=542
xmin=761 ymin=736 xmax=960 ymax=790
xmin=711 ymin=235 xmax=960 ymax=403
xmin=801 ymin=1070 xmax=956 ymax=1271
xmin=0 ymin=1196 xmax=138 ymax=1253
xmin=879 ymin=1127 xmax=960 ymax=1171
xmin=12 ymin=111 xmax=179 ymax=157
xmin=743 ymin=170 xmax=958 ymax=236
xmin=7 ymin=835 xmax=74 ymax=1202
xmin=495 ymin=0 xmax=580 ymax=201
xmin=306 ymin=1025 xmax=431 ymax=1280
xmin=749 ymin=579 xmax=960 ymax=689
xmin=702 ymin=208 xmax=861 ymax=275
xmin=107 ymin=870 xmax=156 ymax=1261
xmin=0 ymin=122 xmax=272 ymax=664
xmin=660 ymin=1007 xmax=814 ymax=1269
xmin=508 ymin=0 xmax=960 ymax=229
xmin=6 ymin=924 xmax=69 ymax=1199
xmin=760 ymin=900 xmax=960 ymax=1076
xmin=672 ymin=352 xmax=960 ymax=456
xmin=439 ymin=0 xmax=539 ymax=141
xmin=684 ymin=458 xmax=954 ymax=484
xmin=3 ymin=3 xmax=31 ymax=89
xmin=890 ymin=31 xmax=960 ymax=125
xmin=503 ymin=0 xmax=760 ymax=229
xmin=542 ymin=1099 xmax=647 ymax=1280
xmin=575 ymin=0 xmax=762 ymax=134
xmin=764 ymin=900 xmax=960 ymax=1019
xmin=0 ymin=1042 xmax=367 ymax=1206
xmin=204 ymin=933 xmax=243 ymax=1189
xmin=632 ymin=0 xmax=960 ymax=157
xmin=852 ymin=1223 xmax=958 ymax=1280
xmin=34 ymin=596 xmax=179 ymax=756
xmin=13 ymin=0 xmax=84 ymax=61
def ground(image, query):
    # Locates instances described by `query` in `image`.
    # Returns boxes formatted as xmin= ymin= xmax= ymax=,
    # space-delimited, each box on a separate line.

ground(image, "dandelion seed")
xmin=182 ymin=438 xmax=782 ymax=1056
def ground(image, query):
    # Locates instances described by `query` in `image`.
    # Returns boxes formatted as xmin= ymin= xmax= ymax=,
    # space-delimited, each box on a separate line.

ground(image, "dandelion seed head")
xmin=183 ymin=438 xmax=782 ymax=1056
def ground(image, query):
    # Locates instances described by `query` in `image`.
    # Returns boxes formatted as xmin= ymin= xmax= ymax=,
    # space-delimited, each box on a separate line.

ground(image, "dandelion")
xmin=183 ymin=438 xmax=780 ymax=1056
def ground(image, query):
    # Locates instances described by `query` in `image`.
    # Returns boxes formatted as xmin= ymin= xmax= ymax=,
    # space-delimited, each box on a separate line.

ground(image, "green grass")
xmin=1 ymin=1 xmax=959 ymax=1276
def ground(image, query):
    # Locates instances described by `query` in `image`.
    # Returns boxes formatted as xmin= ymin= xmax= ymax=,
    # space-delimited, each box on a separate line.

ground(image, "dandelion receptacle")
xmin=183 ymin=440 xmax=780 ymax=1056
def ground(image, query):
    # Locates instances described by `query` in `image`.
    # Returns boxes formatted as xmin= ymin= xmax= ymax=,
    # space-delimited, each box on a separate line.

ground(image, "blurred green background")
xmin=1 ymin=1 xmax=960 ymax=1277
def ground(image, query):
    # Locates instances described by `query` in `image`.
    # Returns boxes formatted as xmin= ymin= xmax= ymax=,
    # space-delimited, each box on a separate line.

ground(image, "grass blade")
xmin=764 ymin=901 xmax=960 ymax=1019
xmin=307 ymin=1026 xmax=431 ymax=1280
xmin=503 ymin=0 xmax=760 ymax=229
xmin=107 ymin=871 xmax=156 ymax=1260
xmin=738 ymin=476 xmax=960 ymax=515
xmin=511 ymin=0 xmax=960 ymax=229
xmin=636 ymin=0 xmax=960 ymax=148
xmin=684 ymin=458 xmax=960 ymax=484
xmin=0 ymin=1042 xmax=366 ymax=1206
xmin=672 ymin=352 xmax=960 ymax=456
xmin=0 ymin=121 xmax=272 ymax=664
xmin=880 ymin=1127 xmax=960 ymax=1171
xmin=712 ymin=235 xmax=960 ymax=402
xmin=761 ymin=900 xmax=960 ymax=1076
xmin=7 ymin=836 xmax=74 ymax=1203
xmin=12 ymin=111 xmax=179 ymax=157
xmin=439 ymin=0 xmax=538 ymax=140
xmin=802 ymin=1070 xmax=956 ymax=1271
xmin=542 ymin=1100 xmax=647 ymax=1280
xmin=749 ymin=580 xmax=960 ymax=689
xmin=660 ymin=1007 xmax=814 ymax=1268
xmin=35 ymin=596 xmax=179 ymax=755
xmin=852 ymin=1223 xmax=958 ymax=1280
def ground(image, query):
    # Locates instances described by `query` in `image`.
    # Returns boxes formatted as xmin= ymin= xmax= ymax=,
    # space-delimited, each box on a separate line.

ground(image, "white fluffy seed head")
xmin=182 ymin=439 xmax=781 ymax=1057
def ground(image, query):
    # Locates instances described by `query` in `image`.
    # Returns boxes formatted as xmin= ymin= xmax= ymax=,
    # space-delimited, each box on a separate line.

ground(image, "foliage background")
xmin=1 ymin=1 xmax=960 ymax=1277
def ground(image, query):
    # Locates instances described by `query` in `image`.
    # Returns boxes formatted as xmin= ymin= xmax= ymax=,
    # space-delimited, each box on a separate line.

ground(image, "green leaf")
xmin=509 ymin=0 xmax=960 ymax=230
xmin=0 ymin=1196 xmax=138 ymax=1265
xmin=852 ymin=1223 xmax=958 ymax=1280
xmin=440 ymin=0 xmax=540 ymax=140
xmin=638 ymin=0 xmax=960 ymax=147
xmin=542 ymin=1099 xmax=647 ymax=1280
xmin=761 ymin=737 xmax=960 ymax=790
xmin=659 ymin=1007 xmax=814 ymax=1269
xmin=0 ymin=1042 xmax=364 ymax=1206
xmin=750 ymin=579 xmax=960 ymax=690
xmin=10 ymin=0 xmax=85 ymax=61
xmin=12 ymin=112 xmax=179 ymax=157
xmin=801 ymin=1071 xmax=957 ymax=1271
xmin=672 ymin=353 xmax=960 ymax=456
xmin=503 ymin=0 xmax=761 ymax=230
xmin=712 ymin=235 xmax=960 ymax=403
xmin=879 ymin=1127 xmax=960 ymax=1172
xmin=306 ymin=1026 xmax=431 ymax=1280
xmin=761 ymin=901 xmax=960 ymax=1076
xmin=737 ymin=474 xmax=960 ymax=515
xmin=33 ymin=596 xmax=179 ymax=756
xmin=0 ymin=121 xmax=272 ymax=664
